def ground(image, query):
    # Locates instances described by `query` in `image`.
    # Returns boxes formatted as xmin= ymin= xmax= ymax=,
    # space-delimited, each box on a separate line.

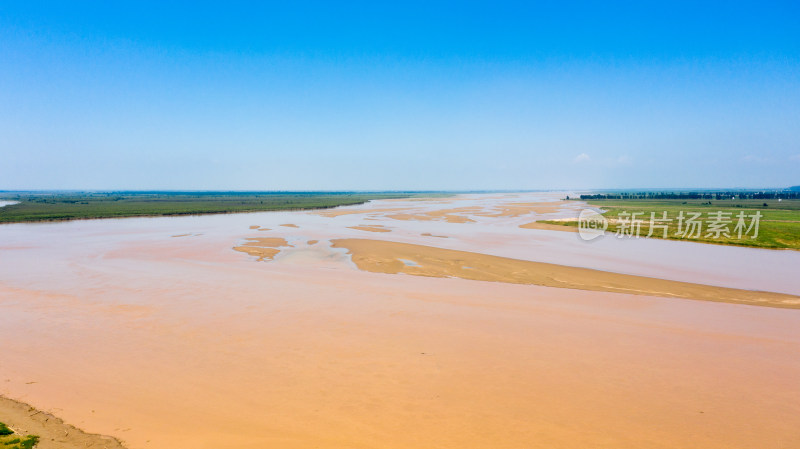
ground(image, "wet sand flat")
xmin=331 ymin=238 xmax=800 ymax=308
xmin=232 ymin=237 xmax=291 ymax=261
xmin=0 ymin=193 xmax=799 ymax=449
xmin=386 ymin=207 xmax=479 ymax=224
xmin=519 ymin=221 xmax=578 ymax=232
xmin=0 ymin=396 xmax=126 ymax=449
xmin=347 ymin=225 xmax=391 ymax=233
xmin=315 ymin=207 xmax=412 ymax=217
xmin=476 ymin=201 xmax=569 ymax=217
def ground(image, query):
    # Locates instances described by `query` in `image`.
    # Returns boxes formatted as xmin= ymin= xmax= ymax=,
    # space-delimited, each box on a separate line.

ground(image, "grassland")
xmin=0 ymin=191 xmax=438 ymax=223
xmin=544 ymin=198 xmax=800 ymax=250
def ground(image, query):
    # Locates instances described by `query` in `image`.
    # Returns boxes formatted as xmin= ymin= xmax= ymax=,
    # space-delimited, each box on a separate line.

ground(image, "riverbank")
xmin=0 ymin=191 xmax=437 ymax=223
xmin=0 ymin=396 xmax=126 ymax=449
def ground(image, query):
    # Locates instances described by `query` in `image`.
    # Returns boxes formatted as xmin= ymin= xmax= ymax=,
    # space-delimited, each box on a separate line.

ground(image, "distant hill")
xmin=790 ymin=186 xmax=800 ymax=191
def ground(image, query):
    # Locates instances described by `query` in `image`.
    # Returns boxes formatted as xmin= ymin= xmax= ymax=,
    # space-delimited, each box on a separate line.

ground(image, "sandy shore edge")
xmin=0 ymin=395 xmax=126 ymax=449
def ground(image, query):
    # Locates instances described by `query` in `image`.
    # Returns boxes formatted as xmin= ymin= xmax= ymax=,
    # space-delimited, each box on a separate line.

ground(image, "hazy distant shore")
xmin=0 ymin=192 xmax=441 ymax=224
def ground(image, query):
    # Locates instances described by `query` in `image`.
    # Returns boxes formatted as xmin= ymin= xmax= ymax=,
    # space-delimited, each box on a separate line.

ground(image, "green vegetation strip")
xmin=0 ymin=422 xmax=38 ymax=449
xmin=0 ymin=191 xmax=445 ymax=223
xmin=545 ymin=198 xmax=800 ymax=250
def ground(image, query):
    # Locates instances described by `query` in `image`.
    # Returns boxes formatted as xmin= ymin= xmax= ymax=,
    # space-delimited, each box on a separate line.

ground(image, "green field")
xmin=0 ymin=191 xmax=438 ymax=223
xmin=546 ymin=198 xmax=800 ymax=250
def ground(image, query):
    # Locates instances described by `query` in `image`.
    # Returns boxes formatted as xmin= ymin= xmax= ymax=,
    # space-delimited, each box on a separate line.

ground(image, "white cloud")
xmin=616 ymin=155 xmax=632 ymax=165
xmin=573 ymin=153 xmax=590 ymax=163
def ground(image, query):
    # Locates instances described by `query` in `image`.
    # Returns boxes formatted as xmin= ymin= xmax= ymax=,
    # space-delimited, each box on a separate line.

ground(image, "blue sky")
xmin=1 ymin=1 xmax=799 ymax=190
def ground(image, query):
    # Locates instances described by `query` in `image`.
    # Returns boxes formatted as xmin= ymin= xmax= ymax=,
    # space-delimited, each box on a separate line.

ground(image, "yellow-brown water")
xmin=1 ymin=193 xmax=799 ymax=448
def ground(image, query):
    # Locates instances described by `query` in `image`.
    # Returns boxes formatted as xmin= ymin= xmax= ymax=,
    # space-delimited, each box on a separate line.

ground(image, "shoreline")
xmin=0 ymin=395 xmax=126 ymax=449
xmin=534 ymin=217 xmax=800 ymax=252
xmin=0 ymin=202 xmax=374 ymax=225
xmin=0 ymin=192 xmax=448 ymax=225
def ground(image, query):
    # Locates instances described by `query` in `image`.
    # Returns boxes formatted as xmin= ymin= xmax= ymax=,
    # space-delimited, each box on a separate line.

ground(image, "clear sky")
xmin=1 ymin=1 xmax=798 ymax=190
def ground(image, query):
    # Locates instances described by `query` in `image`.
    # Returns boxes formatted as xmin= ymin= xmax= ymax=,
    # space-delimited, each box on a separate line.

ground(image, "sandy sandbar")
xmin=474 ymin=201 xmax=570 ymax=217
xmin=232 ymin=237 xmax=292 ymax=261
xmin=348 ymin=225 xmax=391 ymax=233
xmin=314 ymin=207 xmax=412 ymax=217
xmin=519 ymin=221 xmax=578 ymax=232
xmin=387 ymin=207 xmax=477 ymax=224
xmin=331 ymin=239 xmax=800 ymax=308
